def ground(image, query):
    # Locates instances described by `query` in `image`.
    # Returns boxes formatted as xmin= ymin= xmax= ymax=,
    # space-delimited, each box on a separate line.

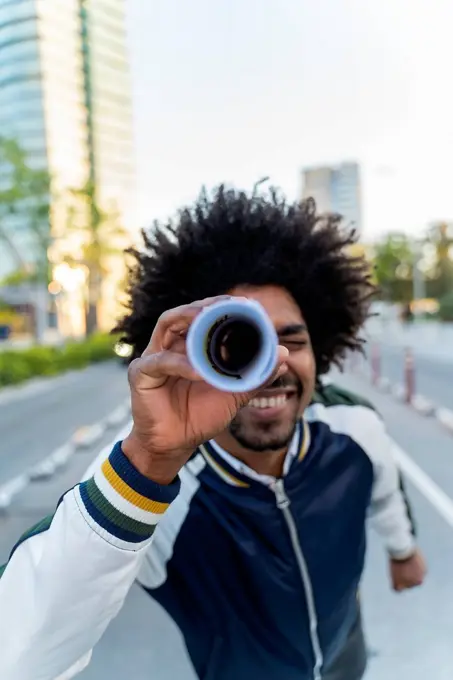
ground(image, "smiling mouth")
xmin=248 ymin=394 xmax=290 ymax=409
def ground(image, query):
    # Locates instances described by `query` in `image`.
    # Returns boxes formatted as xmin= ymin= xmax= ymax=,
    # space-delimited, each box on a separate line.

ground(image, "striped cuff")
xmin=77 ymin=441 xmax=181 ymax=549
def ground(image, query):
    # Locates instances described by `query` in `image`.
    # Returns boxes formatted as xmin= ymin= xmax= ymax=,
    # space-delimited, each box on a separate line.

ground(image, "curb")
xmin=351 ymin=365 xmax=452 ymax=432
xmin=376 ymin=377 xmax=391 ymax=392
xmin=435 ymin=407 xmax=453 ymax=434
xmin=0 ymin=398 xmax=131 ymax=509
xmin=391 ymin=384 xmax=406 ymax=402
xmin=411 ymin=395 xmax=435 ymax=417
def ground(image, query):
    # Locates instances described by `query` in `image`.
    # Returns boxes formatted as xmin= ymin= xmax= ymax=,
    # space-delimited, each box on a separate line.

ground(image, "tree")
xmin=424 ymin=222 xmax=453 ymax=299
xmin=372 ymin=232 xmax=414 ymax=302
xmin=0 ymin=138 xmax=51 ymax=277
xmin=0 ymin=137 xmax=52 ymax=341
xmin=63 ymin=181 xmax=130 ymax=335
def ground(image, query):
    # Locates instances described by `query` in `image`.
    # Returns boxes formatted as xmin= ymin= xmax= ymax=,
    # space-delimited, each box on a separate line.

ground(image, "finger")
xmin=130 ymin=351 xmax=203 ymax=390
xmin=143 ymin=296 xmax=237 ymax=356
xmin=162 ymin=334 xmax=187 ymax=355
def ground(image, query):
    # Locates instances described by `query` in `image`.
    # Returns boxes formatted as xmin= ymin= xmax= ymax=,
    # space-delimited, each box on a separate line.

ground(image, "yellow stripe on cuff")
xmin=101 ymin=459 xmax=170 ymax=514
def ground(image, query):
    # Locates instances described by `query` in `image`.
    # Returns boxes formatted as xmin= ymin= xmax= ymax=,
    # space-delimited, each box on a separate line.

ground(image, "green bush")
xmin=18 ymin=346 xmax=60 ymax=376
xmin=0 ymin=352 xmax=32 ymax=385
xmin=438 ymin=291 xmax=453 ymax=322
xmin=58 ymin=342 xmax=91 ymax=370
xmin=0 ymin=333 xmax=116 ymax=387
xmin=85 ymin=333 xmax=118 ymax=363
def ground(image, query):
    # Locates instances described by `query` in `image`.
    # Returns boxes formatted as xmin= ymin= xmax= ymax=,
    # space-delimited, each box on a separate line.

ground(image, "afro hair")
xmin=115 ymin=184 xmax=375 ymax=375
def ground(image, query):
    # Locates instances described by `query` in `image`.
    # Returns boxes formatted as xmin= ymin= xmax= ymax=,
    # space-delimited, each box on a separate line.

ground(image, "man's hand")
xmin=389 ymin=549 xmax=426 ymax=592
xmin=122 ymin=296 xmax=289 ymax=484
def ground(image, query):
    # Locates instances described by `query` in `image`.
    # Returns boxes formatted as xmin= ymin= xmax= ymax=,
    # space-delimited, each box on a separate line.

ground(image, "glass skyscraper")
xmin=301 ymin=162 xmax=362 ymax=235
xmin=0 ymin=0 xmax=135 ymax=330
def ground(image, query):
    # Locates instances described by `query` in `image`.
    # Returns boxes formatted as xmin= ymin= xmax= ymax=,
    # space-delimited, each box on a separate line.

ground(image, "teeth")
xmin=249 ymin=395 xmax=287 ymax=409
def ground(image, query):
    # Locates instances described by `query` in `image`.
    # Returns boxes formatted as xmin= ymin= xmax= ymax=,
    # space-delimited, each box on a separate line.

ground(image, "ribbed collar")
xmin=199 ymin=420 xmax=310 ymax=488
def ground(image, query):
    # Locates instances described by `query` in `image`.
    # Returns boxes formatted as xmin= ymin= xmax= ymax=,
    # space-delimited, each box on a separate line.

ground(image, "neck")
xmin=213 ymin=433 xmax=289 ymax=478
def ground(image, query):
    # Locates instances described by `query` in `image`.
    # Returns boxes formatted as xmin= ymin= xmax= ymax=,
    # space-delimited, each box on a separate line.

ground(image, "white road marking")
xmin=29 ymin=457 xmax=57 ymax=480
xmin=393 ymin=444 xmax=453 ymax=528
xmin=0 ymin=475 xmax=29 ymax=510
xmin=106 ymin=403 xmax=131 ymax=428
xmin=0 ymin=399 xmax=131 ymax=508
xmin=73 ymin=423 xmax=106 ymax=449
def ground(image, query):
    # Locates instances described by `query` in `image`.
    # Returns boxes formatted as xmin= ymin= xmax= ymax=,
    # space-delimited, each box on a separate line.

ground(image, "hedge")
xmin=0 ymin=333 xmax=118 ymax=387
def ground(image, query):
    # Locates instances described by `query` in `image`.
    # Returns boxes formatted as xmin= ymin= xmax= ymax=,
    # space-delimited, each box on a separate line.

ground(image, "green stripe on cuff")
xmin=85 ymin=478 xmax=157 ymax=538
xmin=0 ymin=563 xmax=6 ymax=579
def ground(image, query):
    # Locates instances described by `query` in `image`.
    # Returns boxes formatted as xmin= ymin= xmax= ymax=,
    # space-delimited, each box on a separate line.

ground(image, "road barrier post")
xmin=404 ymin=347 xmax=415 ymax=404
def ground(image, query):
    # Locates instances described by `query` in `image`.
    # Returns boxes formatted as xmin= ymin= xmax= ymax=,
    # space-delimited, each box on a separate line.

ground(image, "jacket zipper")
xmin=273 ymin=479 xmax=323 ymax=680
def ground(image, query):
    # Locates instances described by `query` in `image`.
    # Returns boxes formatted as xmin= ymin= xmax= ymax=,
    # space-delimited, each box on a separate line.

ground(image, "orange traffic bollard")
xmin=404 ymin=347 xmax=415 ymax=404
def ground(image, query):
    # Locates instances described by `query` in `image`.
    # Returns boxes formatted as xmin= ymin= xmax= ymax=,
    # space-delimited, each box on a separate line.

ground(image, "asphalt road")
xmin=363 ymin=342 xmax=453 ymax=411
xmin=0 ymin=360 xmax=129 ymax=486
xmin=1 ymin=370 xmax=452 ymax=679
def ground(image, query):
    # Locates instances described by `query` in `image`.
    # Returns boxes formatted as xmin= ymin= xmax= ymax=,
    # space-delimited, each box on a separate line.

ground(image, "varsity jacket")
xmin=0 ymin=383 xmax=416 ymax=680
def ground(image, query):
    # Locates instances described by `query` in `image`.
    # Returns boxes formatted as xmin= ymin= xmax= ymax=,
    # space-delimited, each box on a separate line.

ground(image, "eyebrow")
xmin=277 ymin=324 xmax=308 ymax=337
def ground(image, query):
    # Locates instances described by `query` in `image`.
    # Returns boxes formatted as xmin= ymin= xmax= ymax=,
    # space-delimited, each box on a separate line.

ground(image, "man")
xmin=0 ymin=187 xmax=425 ymax=680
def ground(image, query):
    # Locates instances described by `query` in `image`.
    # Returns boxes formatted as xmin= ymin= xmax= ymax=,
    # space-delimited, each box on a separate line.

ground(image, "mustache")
xmin=268 ymin=375 xmax=302 ymax=391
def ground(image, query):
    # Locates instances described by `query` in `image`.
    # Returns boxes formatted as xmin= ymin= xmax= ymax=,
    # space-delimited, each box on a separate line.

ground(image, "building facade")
xmin=301 ymin=162 xmax=362 ymax=234
xmin=0 ymin=0 xmax=135 ymax=333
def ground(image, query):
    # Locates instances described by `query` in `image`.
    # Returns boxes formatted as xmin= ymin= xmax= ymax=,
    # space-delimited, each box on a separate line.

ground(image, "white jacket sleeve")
xmin=0 ymin=441 xmax=181 ymax=680
xmin=352 ymin=408 xmax=416 ymax=559
xmin=367 ymin=438 xmax=416 ymax=559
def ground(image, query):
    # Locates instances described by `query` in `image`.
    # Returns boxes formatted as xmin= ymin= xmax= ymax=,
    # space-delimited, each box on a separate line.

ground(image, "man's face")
xmin=226 ymin=284 xmax=316 ymax=452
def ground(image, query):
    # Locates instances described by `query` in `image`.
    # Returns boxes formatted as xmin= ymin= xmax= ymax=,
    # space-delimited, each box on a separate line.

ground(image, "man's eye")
xmin=282 ymin=340 xmax=307 ymax=349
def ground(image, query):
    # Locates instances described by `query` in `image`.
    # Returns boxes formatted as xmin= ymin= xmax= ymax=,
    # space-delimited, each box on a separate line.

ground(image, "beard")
xmin=228 ymin=417 xmax=299 ymax=452
xmin=227 ymin=375 xmax=303 ymax=452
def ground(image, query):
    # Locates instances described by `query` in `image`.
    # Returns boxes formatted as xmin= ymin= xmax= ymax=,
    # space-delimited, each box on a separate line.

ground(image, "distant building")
xmin=301 ymin=162 xmax=362 ymax=234
xmin=0 ymin=0 xmax=135 ymax=333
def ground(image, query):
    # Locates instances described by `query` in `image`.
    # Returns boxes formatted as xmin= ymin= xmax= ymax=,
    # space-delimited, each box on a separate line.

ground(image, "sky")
xmin=126 ymin=0 xmax=453 ymax=241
